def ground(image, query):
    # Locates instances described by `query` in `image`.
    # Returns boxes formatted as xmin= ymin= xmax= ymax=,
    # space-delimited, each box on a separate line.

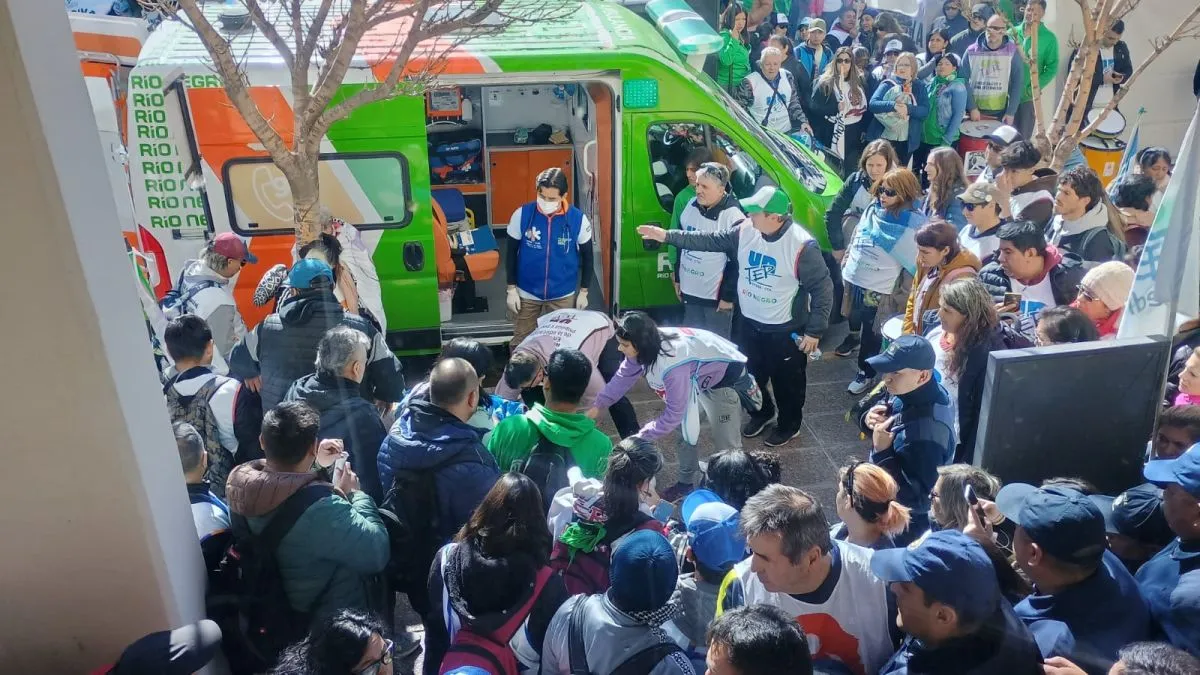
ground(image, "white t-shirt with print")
xmin=1093 ymin=47 xmax=1116 ymax=107
xmin=1012 ymin=274 xmax=1058 ymax=320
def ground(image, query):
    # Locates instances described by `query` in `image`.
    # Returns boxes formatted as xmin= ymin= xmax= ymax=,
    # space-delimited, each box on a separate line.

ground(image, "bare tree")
xmin=1022 ymin=0 xmax=1200 ymax=170
xmin=140 ymin=0 xmax=564 ymax=243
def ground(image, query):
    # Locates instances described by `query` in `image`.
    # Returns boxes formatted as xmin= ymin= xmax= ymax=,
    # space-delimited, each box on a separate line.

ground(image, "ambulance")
xmin=79 ymin=0 xmax=842 ymax=354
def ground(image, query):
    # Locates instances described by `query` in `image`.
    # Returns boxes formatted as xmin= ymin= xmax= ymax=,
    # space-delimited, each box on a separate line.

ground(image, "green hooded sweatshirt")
xmin=487 ymin=403 xmax=613 ymax=479
xmin=1013 ymin=20 xmax=1059 ymax=103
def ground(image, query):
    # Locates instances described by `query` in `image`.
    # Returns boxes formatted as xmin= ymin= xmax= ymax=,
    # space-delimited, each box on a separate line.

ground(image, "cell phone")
xmin=1003 ymin=292 xmax=1022 ymax=307
xmin=964 ymin=484 xmax=978 ymax=506
xmin=333 ymin=456 xmax=347 ymax=484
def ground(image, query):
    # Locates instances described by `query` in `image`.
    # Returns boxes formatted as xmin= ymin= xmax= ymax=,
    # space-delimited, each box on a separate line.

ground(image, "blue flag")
xmin=1116 ymin=108 xmax=1145 ymax=183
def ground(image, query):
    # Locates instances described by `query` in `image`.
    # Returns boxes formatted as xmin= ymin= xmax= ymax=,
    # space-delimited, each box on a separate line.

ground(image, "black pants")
xmin=847 ymin=284 xmax=882 ymax=377
xmin=597 ymin=337 xmax=641 ymax=438
xmin=911 ymin=143 xmax=936 ymax=188
xmin=841 ymin=120 xmax=867 ymax=179
xmin=886 ymin=138 xmax=912 ymax=167
xmin=521 ymin=338 xmax=640 ymax=438
xmin=741 ymin=323 xmax=809 ymax=433
xmin=822 ymin=251 xmax=846 ymax=325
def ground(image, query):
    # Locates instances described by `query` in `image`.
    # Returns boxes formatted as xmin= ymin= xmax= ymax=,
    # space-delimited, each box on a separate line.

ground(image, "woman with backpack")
xmin=425 ymin=473 xmax=569 ymax=675
xmin=550 ymin=438 xmax=669 ymax=596
xmin=927 ymin=277 xmax=1030 ymax=464
xmin=587 ymin=312 xmax=762 ymax=503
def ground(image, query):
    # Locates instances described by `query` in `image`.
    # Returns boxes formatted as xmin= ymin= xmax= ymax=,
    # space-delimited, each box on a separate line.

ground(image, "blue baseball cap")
xmin=1144 ymin=443 xmax=1200 ymax=498
xmin=288 ymin=258 xmax=334 ymax=289
xmin=866 ymin=335 xmax=936 ymax=373
xmin=871 ymin=530 xmax=1000 ymax=625
xmin=682 ymin=489 xmax=746 ymax=572
xmin=1090 ymin=483 xmax=1175 ymax=546
xmin=997 ymin=484 xmax=1107 ymax=566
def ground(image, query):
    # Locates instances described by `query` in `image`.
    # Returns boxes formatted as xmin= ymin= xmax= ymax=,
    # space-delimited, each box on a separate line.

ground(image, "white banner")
xmin=1117 ymin=103 xmax=1200 ymax=339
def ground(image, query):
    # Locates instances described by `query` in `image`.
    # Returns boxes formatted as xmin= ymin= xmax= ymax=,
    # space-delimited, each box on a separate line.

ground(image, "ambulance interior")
xmin=428 ymin=81 xmax=614 ymax=343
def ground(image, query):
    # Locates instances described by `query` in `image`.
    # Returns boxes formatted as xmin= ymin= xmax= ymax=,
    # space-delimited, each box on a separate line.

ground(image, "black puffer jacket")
xmin=284 ymin=372 xmax=388 ymax=502
xmin=824 ymin=170 xmax=874 ymax=251
xmin=977 ymin=250 xmax=1086 ymax=308
xmin=423 ymin=542 xmax=569 ymax=675
xmin=230 ymin=288 xmax=404 ymax=410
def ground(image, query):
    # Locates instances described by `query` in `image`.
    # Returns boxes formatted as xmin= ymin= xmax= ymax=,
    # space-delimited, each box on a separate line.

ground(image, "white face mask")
xmin=537 ymin=197 xmax=561 ymax=214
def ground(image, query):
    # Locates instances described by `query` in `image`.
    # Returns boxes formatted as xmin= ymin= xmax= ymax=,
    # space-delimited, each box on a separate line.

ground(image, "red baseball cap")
xmin=211 ymin=232 xmax=258 ymax=263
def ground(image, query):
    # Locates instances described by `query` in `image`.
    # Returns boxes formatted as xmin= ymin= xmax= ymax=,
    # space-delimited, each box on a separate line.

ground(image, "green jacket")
xmin=487 ymin=403 xmax=613 ymax=479
xmin=225 ymin=462 xmax=391 ymax=619
xmin=1013 ymin=21 xmax=1059 ymax=103
xmin=716 ymin=30 xmax=751 ymax=93
xmin=670 ymin=185 xmax=696 ymax=231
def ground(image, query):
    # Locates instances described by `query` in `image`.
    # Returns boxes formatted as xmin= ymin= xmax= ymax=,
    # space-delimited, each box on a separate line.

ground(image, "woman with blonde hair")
xmin=811 ymin=46 xmax=868 ymax=172
xmin=833 ymin=461 xmax=911 ymax=549
xmin=866 ymin=52 xmax=929 ymax=164
xmin=841 ymin=167 xmax=928 ymax=394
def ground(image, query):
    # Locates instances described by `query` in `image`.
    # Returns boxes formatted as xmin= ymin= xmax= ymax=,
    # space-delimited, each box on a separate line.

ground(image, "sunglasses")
xmin=878 ymin=187 xmax=898 ymax=197
xmin=963 ymin=202 xmax=980 ymax=211
xmin=986 ymin=26 xmax=1007 ymax=32
xmin=837 ymin=58 xmax=852 ymax=64
xmin=357 ymin=640 xmax=393 ymax=675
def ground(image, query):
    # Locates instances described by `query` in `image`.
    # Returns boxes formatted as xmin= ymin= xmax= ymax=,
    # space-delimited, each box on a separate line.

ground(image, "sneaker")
xmin=833 ymin=334 xmax=860 ymax=357
xmin=742 ymin=413 xmax=773 ymax=438
xmin=847 ymin=371 xmax=874 ymax=395
xmin=660 ymin=481 xmax=695 ymax=503
xmin=764 ymin=425 xmax=803 ymax=447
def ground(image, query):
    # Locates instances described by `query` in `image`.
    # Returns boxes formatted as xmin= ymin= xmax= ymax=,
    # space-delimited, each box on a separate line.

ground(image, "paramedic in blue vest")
xmin=859 ymin=335 xmax=956 ymax=544
xmin=638 ymin=186 xmax=833 ymax=449
xmin=506 ymin=167 xmax=594 ymax=346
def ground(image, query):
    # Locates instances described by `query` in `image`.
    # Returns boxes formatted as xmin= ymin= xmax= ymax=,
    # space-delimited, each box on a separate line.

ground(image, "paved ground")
xmin=393 ymin=322 xmax=867 ymax=673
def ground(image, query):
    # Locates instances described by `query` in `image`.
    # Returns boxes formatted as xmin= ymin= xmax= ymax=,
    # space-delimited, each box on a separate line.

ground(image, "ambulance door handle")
xmin=641 ymin=222 xmax=662 ymax=251
xmin=403 ymin=242 xmax=425 ymax=272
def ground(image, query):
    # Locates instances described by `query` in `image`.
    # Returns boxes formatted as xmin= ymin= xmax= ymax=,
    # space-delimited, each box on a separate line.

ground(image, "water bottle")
xmin=791 ymin=333 xmax=822 ymax=361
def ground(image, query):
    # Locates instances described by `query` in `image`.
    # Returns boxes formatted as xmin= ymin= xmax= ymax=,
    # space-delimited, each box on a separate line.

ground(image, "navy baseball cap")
xmin=997 ymin=484 xmax=1107 ymax=565
xmin=866 ymin=335 xmax=936 ymax=373
xmin=682 ymin=489 xmax=746 ymax=572
xmin=288 ymin=258 xmax=334 ymax=289
xmin=1090 ymin=484 xmax=1175 ymax=547
xmin=871 ymin=530 xmax=1000 ymax=625
xmin=1144 ymin=443 xmax=1200 ymax=498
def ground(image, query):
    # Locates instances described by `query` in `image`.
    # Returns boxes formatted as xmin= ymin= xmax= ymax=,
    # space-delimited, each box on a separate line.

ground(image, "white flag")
xmin=1117 ymin=103 xmax=1200 ymax=339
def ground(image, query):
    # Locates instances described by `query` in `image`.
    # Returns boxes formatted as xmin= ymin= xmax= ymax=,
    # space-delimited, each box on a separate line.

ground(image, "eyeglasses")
xmin=837 ymin=58 xmax=852 ymax=64
xmin=986 ymin=26 xmax=1007 ymax=33
xmin=357 ymin=640 xmax=393 ymax=675
xmin=963 ymin=203 xmax=980 ymax=211
xmin=1077 ymin=285 xmax=1097 ymax=301
xmin=878 ymin=187 xmax=898 ymax=197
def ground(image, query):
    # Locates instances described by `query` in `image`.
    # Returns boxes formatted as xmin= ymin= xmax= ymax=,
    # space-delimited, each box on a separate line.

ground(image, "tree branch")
xmin=1077 ymin=3 xmax=1200 ymax=138
xmin=142 ymin=0 xmax=297 ymax=173
xmin=241 ymin=0 xmax=295 ymax=71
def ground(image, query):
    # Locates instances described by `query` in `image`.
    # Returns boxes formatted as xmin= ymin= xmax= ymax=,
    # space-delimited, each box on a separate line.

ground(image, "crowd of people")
xmin=90 ymin=1 xmax=1200 ymax=674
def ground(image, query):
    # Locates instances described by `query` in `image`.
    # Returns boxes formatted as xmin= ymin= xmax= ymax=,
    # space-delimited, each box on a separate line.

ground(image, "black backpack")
xmin=209 ymin=483 xmax=334 ymax=674
xmin=514 ymin=430 xmax=576 ymax=514
xmin=378 ymin=462 xmax=453 ymax=594
xmin=567 ymin=596 xmax=686 ymax=675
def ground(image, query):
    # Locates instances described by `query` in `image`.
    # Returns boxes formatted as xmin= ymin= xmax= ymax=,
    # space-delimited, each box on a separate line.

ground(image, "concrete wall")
xmin=0 ymin=1 xmax=207 ymax=670
xmin=1046 ymin=2 xmax=1199 ymax=153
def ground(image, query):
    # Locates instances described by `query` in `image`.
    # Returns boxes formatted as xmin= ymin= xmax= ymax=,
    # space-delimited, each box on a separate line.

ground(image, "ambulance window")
xmin=646 ymin=122 xmax=708 ymax=212
xmin=223 ymin=152 xmax=412 ymax=235
xmin=711 ymin=128 xmax=776 ymax=200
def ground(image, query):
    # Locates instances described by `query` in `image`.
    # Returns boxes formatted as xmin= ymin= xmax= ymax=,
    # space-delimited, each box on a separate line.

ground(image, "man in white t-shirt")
xmin=957 ymin=180 xmax=1007 ymax=265
xmin=979 ymin=220 xmax=1085 ymax=329
xmin=716 ymin=484 xmax=896 ymax=675
xmin=1072 ymin=19 xmax=1133 ymax=112
xmin=506 ymin=167 xmax=594 ymax=345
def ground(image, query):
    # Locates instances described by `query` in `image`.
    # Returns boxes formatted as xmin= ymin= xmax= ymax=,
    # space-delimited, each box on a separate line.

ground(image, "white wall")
xmin=0 ymin=1 xmax=208 ymax=670
xmin=482 ymin=84 xmax=574 ymax=132
xmin=1047 ymin=2 xmax=1199 ymax=153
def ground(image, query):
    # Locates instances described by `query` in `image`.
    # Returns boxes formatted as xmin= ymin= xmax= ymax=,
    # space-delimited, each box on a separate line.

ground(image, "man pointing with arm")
xmin=639 ymin=186 xmax=833 ymax=448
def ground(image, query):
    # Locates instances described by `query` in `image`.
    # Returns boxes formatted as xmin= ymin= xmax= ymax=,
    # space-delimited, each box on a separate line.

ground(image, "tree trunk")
xmin=290 ymin=166 xmax=321 ymax=245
